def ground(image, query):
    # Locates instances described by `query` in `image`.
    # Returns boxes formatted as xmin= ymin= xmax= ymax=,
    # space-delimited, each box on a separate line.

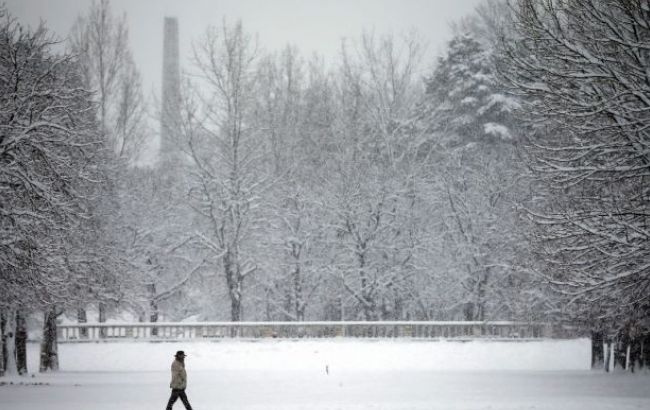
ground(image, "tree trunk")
xmin=230 ymin=290 xmax=242 ymax=322
xmin=229 ymin=285 xmax=242 ymax=337
xmin=150 ymin=299 xmax=159 ymax=323
xmin=39 ymin=307 xmax=59 ymax=372
xmin=4 ymin=310 xmax=17 ymax=375
xmin=15 ymin=310 xmax=27 ymax=375
xmin=263 ymin=287 xmax=273 ymax=321
xmin=77 ymin=308 xmax=87 ymax=338
xmin=608 ymin=341 xmax=615 ymax=372
xmin=476 ymin=270 xmax=488 ymax=321
xmin=357 ymin=251 xmax=377 ymax=322
xmin=463 ymin=302 xmax=475 ymax=321
xmin=293 ymin=265 xmax=304 ymax=321
xmin=98 ymin=303 xmax=107 ymax=338
xmin=283 ymin=286 xmax=293 ymax=321
xmin=0 ymin=311 xmax=6 ymax=377
xmin=147 ymin=283 xmax=158 ymax=336
xmin=641 ymin=336 xmax=648 ymax=370
xmin=224 ymin=252 xmax=243 ymax=323
xmin=591 ymin=331 xmax=604 ymax=369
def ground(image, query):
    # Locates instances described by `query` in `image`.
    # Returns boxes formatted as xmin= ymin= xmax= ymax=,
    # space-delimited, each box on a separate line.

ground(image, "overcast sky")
xmin=6 ymin=0 xmax=485 ymax=97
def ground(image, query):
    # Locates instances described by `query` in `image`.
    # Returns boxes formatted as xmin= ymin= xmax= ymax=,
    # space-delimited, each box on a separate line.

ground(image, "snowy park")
xmin=4 ymin=339 xmax=650 ymax=410
xmin=2 ymin=0 xmax=650 ymax=408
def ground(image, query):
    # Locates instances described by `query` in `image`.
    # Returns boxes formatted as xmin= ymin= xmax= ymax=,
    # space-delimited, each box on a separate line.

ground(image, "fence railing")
xmin=56 ymin=321 xmax=572 ymax=342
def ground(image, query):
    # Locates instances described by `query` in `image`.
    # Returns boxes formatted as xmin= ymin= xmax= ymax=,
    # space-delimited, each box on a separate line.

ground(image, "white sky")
xmin=5 ymin=0 xmax=486 ymax=97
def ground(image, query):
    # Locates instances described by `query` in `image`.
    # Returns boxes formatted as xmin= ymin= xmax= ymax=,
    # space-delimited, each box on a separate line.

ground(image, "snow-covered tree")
xmin=115 ymin=166 xmax=204 ymax=323
xmin=499 ymin=0 xmax=650 ymax=338
xmin=70 ymin=0 xmax=146 ymax=163
xmin=424 ymin=32 xmax=517 ymax=145
xmin=0 ymin=9 xmax=114 ymax=373
xmin=68 ymin=0 xmax=151 ymax=325
xmin=419 ymin=21 xmax=537 ymax=321
xmin=320 ymin=33 xmax=427 ymax=320
xmin=183 ymin=21 xmax=267 ymax=321
xmin=251 ymin=48 xmax=328 ymax=321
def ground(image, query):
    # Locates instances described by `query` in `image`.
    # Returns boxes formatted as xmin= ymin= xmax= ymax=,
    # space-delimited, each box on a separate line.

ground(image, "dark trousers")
xmin=166 ymin=388 xmax=193 ymax=410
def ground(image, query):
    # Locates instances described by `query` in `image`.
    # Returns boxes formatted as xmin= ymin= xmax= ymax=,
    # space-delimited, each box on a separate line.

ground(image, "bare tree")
xmin=70 ymin=0 xmax=146 ymax=164
xmin=251 ymin=48 xmax=329 ymax=321
xmin=184 ymin=21 xmax=266 ymax=321
xmin=499 ymin=0 xmax=650 ymax=339
xmin=68 ymin=0 xmax=150 ymax=327
xmin=322 ymin=32 xmax=426 ymax=320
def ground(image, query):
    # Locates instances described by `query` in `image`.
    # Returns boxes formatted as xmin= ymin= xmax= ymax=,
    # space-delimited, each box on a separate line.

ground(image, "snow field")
xmin=2 ymin=339 xmax=648 ymax=410
xmin=45 ymin=338 xmax=592 ymax=372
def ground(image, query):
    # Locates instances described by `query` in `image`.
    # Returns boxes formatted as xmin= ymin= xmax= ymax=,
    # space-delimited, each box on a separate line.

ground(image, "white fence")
xmin=57 ymin=321 xmax=570 ymax=342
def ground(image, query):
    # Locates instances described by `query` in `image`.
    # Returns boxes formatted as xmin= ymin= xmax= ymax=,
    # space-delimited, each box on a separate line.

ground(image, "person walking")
xmin=166 ymin=351 xmax=193 ymax=410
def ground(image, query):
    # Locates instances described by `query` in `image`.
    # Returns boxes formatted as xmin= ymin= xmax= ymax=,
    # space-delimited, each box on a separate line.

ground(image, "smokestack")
xmin=160 ymin=16 xmax=181 ymax=167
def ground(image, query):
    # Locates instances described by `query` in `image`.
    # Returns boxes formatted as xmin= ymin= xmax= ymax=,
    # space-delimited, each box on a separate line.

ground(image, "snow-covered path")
xmin=4 ymin=368 xmax=650 ymax=410
xmin=2 ymin=340 xmax=649 ymax=410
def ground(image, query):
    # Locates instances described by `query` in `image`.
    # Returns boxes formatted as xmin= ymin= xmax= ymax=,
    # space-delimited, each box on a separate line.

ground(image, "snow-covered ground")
xmin=2 ymin=339 xmax=649 ymax=410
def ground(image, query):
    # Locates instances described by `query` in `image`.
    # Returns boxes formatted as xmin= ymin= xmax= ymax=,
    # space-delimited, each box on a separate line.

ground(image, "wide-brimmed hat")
xmin=174 ymin=350 xmax=187 ymax=358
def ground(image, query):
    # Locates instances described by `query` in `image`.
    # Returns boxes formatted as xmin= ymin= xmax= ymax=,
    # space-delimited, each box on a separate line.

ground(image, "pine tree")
xmin=425 ymin=33 xmax=517 ymax=145
xmin=421 ymin=30 xmax=533 ymax=321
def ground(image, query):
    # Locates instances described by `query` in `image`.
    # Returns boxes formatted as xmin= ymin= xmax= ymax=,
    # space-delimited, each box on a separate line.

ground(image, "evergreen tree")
xmin=421 ymin=31 xmax=533 ymax=321
xmin=425 ymin=33 xmax=517 ymax=145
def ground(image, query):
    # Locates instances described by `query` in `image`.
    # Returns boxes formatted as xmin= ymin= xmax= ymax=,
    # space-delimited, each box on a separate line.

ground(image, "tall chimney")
xmin=160 ymin=17 xmax=181 ymax=168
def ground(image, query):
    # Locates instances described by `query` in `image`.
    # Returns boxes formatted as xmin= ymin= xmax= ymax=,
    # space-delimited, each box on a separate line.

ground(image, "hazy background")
xmin=6 ymin=0 xmax=485 ymax=97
